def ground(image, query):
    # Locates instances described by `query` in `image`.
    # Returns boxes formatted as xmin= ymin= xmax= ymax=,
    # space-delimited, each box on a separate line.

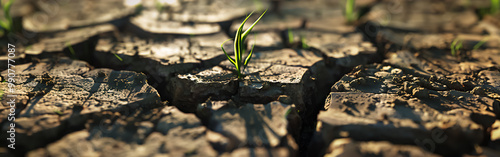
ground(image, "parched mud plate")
xmin=130 ymin=9 xmax=221 ymax=35
xmin=313 ymin=51 xmax=500 ymax=156
xmin=148 ymin=0 xmax=268 ymax=23
xmin=25 ymin=24 xmax=117 ymax=56
xmin=93 ymin=32 xmax=230 ymax=78
xmin=364 ymin=0 xmax=480 ymax=33
xmin=22 ymin=0 xmax=136 ymax=32
xmin=230 ymin=13 xmax=304 ymax=32
xmin=26 ymin=106 xmax=217 ymax=157
xmin=25 ymin=101 xmax=300 ymax=157
xmin=0 ymin=57 xmax=164 ymax=150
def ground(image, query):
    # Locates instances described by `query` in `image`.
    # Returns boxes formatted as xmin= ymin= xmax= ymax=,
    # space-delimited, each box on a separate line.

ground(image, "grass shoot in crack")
xmin=221 ymin=9 xmax=267 ymax=79
xmin=0 ymin=0 xmax=14 ymax=34
xmin=301 ymin=35 xmax=309 ymax=49
xmin=288 ymin=28 xmax=294 ymax=44
xmin=450 ymin=38 xmax=463 ymax=57
xmin=65 ymin=42 xmax=76 ymax=58
xmin=492 ymin=0 xmax=499 ymax=14
xmin=345 ymin=0 xmax=357 ymax=23
xmin=114 ymin=53 xmax=124 ymax=62
xmin=473 ymin=37 xmax=490 ymax=51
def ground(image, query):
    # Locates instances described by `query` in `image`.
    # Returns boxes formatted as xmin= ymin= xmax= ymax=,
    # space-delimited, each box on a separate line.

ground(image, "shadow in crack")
xmin=208 ymin=103 xmax=293 ymax=156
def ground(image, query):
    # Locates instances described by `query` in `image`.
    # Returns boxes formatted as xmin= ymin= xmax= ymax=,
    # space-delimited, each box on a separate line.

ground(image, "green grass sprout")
xmin=301 ymin=35 xmax=309 ymax=49
xmin=345 ymin=0 xmax=357 ymax=23
xmin=113 ymin=53 xmax=123 ymax=61
xmin=25 ymin=45 xmax=32 ymax=50
xmin=65 ymin=42 xmax=76 ymax=57
xmin=492 ymin=0 xmax=500 ymax=14
xmin=284 ymin=108 xmax=292 ymax=117
xmin=0 ymin=89 xmax=4 ymax=100
xmin=0 ymin=0 xmax=14 ymax=33
xmin=451 ymin=38 xmax=463 ymax=56
xmin=155 ymin=0 xmax=164 ymax=12
xmin=54 ymin=110 xmax=64 ymax=115
xmin=221 ymin=9 xmax=267 ymax=79
xmin=288 ymin=28 xmax=294 ymax=44
xmin=473 ymin=37 xmax=490 ymax=51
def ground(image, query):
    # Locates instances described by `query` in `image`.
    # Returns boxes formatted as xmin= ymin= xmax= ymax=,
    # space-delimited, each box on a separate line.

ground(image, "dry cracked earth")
xmin=1 ymin=0 xmax=500 ymax=157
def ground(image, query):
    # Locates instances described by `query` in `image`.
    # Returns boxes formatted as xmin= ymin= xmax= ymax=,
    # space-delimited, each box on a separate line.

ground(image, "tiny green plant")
xmin=301 ymin=36 xmax=309 ymax=49
xmin=53 ymin=110 xmax=63 ymax=115
xmin=288 ymin=28 xmax=294 ymax=44
xmin=65 ymin=42 xmax=76 ymax=58
xmin=345 ymin=0 xmax=357 ymax=23
xmin=473 ymin=37 xmax=490 ymax=51
xmin=284 ymin=108 xmax=291 ymax=117
xmin=450 ymin=38 xmax=463 ymax=56
xmin=113 ymin=53 xmax=123 ymax=61
xmin=221 ymin=9 xmax=267 ymax=79
xmin=492 ymin=0 xmax=500 ymax=14
xmin=0 ymin=0 xmax=14 ymax=33
xmin=155 ymin=0 xmax=164 ymax=12
xmin=0 ymin=89 xmax=4 ymax=100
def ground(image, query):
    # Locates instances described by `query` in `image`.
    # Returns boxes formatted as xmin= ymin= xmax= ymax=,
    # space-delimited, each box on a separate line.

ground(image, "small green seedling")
xmin=284 ymin=108 xmax=292 ymax=117
xmin=492 ymin=0 xmax=500 ymax=14
xmin=155 ymin=0 xmax=164 ymax=12
xmin=54 ymin=110 xmax=64 ymax=115
xmin=287 ymin=29 xmax=309 ymax=49
xmin=221 ymin=9 xmax=267 ymax=79
xmin=473 ymin=37 xmax=490 ymax=51
xmin=113 ymin=53 xmax=123 ymax=61
xmin=65 ymin=42 xmax=76 ymax=57
xmin=450 ymin=38 xmax=463 ymax=56
xmin=288 ymin=28 xmax=294 ymax=44
xmin=301 ymin=36 xmax=309 ymax=49
xmin=0 ymin=89 xmax=4 ymax=100
xmin=345 ymin=0 xmax=357 ymax=23
xmin=0 ymin=0 xmax=14 ymax=33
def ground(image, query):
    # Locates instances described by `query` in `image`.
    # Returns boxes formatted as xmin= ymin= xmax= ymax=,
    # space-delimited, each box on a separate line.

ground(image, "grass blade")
xmin=66 ymin=42 xmax=76 ymax=57
xmin=451 ymin=38 xmax=459 ymax=56
xmin=1 ymin=0 xmax=13 ymax=32
xmin=244 ymin=44 xmax=255 ymax=68
xmin=242 ymin=9 xmax=267 ymax=41
xmin=221 ymin=38 xmax=236 ymax=65
xmin=235 ymin=26 xmax=243 ymax=70
xmin=346 ymin=0 xmax=356 ymax=22
xmin=492 ymin=0 xmax=500 ymax=14
xmin=0 ymin=21 xmax=9 ymax=31
xmin=113 ymin=53 xmax=123 ymax=62
xmin=473 ymin=37 xmax=489 ymax=50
